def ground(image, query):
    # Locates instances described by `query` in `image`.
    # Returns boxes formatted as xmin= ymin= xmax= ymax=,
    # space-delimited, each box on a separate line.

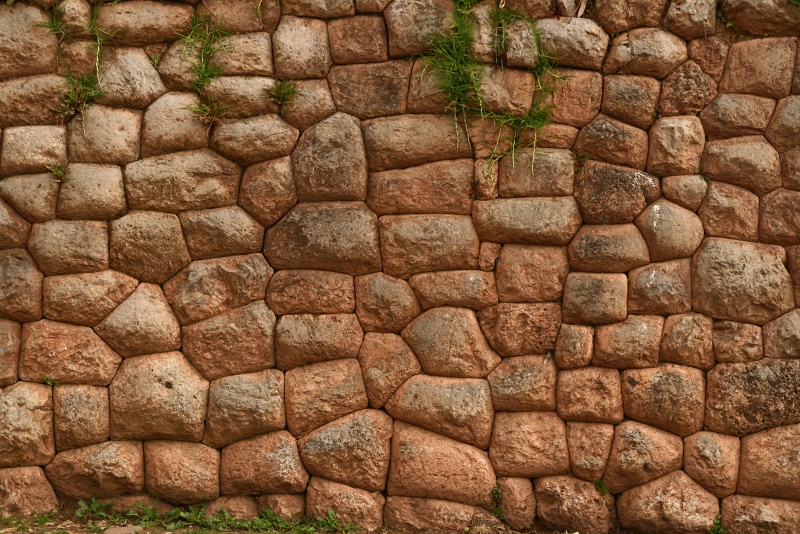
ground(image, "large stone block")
xmin=275 ymin=313 xmax=362 ymax=370
xmin=489 ymin=411 xmax=569 ymax=478
xmin=604 ymin=28 xmax=687 ymax=79
xmin=45 ymin=441 xmax=143 ymax=499
xmin=53 ymin=385 xmax=109 ymax=451
xmin=721 ymin=495 xmax=800 ymax=534
xmin=557 ymin=367 xmax=623 ymax=424
xmin=384 ymin=0 xmax=454 ymax=56
xmin=144 ymin=441 xmax=219 ymax=504
xmin=305 ymin=478 xmax=384 ymax=531
xmin=211 ymin=115 xmax=299 ymax=166
xmin=0 ymin=4 xmax=57 ymax=80
xmin=329 ymin=62 xmax=411 ymax=119
xmin=0 ymin=249 xmax=43 ymax=322
xmin=220 ymin=431 xmax=309 ymax=495
xmin=0 ymin=382 xmax=54 ymax=467
xmin=684 ymin=431 xmax=740 ymax=498
xmin=408 ymin=270 xmax=497 ymax=310
xmin=535 ymin=476 xmax=610 ymax=534
xmin=575 ymin=161 xmax=660 ymax=224
xmin=593 ymin=315 xmax=664 ymax=369
xmin=701 ymin=136 xmax=782 ymax=196
xmin=267 ymin=270 xmax=355 ymax=315
xmin=179 ymin=207 xmax=265 ymax=260
xmin=0 ymin=467 xmax=58 ymax=515
xmin=28 ymin=220 xmax=108 ymax=276
xmin=472 ymin=198 xmax=582 ymax=245
xmin=719 ymin=37 xmax=797 ymax=99
xmin=738 ymin=423 xmax=800 ymax=501
xmin=357 ymin=333 xmax=420 ymax=409
xmin=487 ymin=355 xmax=556 ymax=412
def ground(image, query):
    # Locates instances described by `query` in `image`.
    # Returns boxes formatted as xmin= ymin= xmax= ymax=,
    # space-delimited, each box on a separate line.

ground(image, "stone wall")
xmin=1 ymin=0 xmax=800 ymax=532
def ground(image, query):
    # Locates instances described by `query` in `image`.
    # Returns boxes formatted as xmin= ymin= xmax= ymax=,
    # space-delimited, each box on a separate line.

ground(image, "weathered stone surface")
xmin=783 ymin=147 xmax=800 ymax=190
xmin=28 ymin=220 xmax=108 ymax=276
xmin=662 ymin=175 xmax=708 ymax=211
xmin=688 ymin=36 xmax=728 ymax=81
xmin=299 ymin=410 xmax=392 ymax=491
xmin=355 ymin=273 xmax=420 ymax=332
xmin=20 ymin=320 xmax=120 ymax=385
xmin=660 ymin=313 xmax=714 ymax=370
xmin=204 ymin=496 xmax=259 ymax=520
xmin=281 ymin=79 xmax=337 ymax=131
xmin=472 ymin=198 xmax=581 ymax=245
xmin=557 ymin=367 xmax=623 ymax=424
xmin=706 ymin=359 xmax=800 ymax=435
xmin=384 ymin=496 xmax=498 ymax=533
xmin=628 ymin=259 xmax=692 ymax=315
xmin=211 ymin=115 xmax=299 ymax=166
xmin=721 ymin=495 xmax=800 ymax=534
xmin=700 ymin=94 xmax=777 ymax=140
xmin=574 ymin=114 xmax=649 ymax=170
xmin=496 ymin=477 xmax=535 ymax=531
xmin=562 ymin=273 xmax=628 ymax=325
xmin=535 ymin=476 xmax=610 ymax=534
xmin=0 ymin=320 xmax=19 ymax=387
xmin=275 ymin=313 xmax=362 ymax=370
xmin=659 ymin=61 xmax=717 ymax=116
xmin=738 ymin=423 xmax=800 ymax=501
xmin=406 ymin=59 xmax=449 ymax=114
xmin=358 ymin=333 xmax=420 ymax=409
xmin=125 ymin=149 xmax=241 ymax=213
xmin=45 ymin=441 xmax=143 ymax=499
xmin=767 ymin=95 xmax=800 ymax=153
xmin=267 ymin=270 xmax=354 ymax=315
xmin=0 ymin=4 xmax=57 ymax=80
xmin=53 ymin=385 xmax=109 ymax=451
xmin=94 ymin=1 xmax=193 ymax=46
xmin=384 ymin=0 xmax=453 ymax=56
xmin=536 ymin=18 xmax=608 ymax=71
xmin=305 ymin=478 xmax=384 ymax=531
xmin=554 ymin=324 xmax=593 ymax=369
xmin=408 ymin=270 xmax=497 ymax=310
xmin=490 ymin=411 xmax=569 ymax=478
xmin=568 ymin=224 xmax=650 ymax=273
xmin=0 ymin=466 xmax=59 ymax=515
xmin=0 ymin=75 xmax=68 ymax=128
xmin=602 ymin=75 xmax=661 ymax=130
xmin=603 ymin=421 xmax=683 ymax=494
xmin=195 ymin=0 xmax=268 ymax=32
xmin=182 ymin=301 xmax=275 ymax=380
xmin=487 ymin=355 xmax=556 ymax=411
xmin=109 ymin=352 xmax=208 ymax=441
xmin=594 ymin=0 xmax=667 ymax=34
xmin=684 ymin=431 xmax=740 ymax=498
xmin=154 ymin=41 xmax=196 ymax=91
xmin=163 ymin=254 xmax=273 ymax=325
xmin=285 ymin=359 xmax=368 ymax=437
xmin=144 ymin=441 xmax=219 ymax=504
xmin=617 ymin=471 xmax=719 ymax=534
xmin=258 ymin=494 xmax=305 ymax=520
xmin=264 ymin=202 xmax=381 ymax=276
xmin=0 ymin=382 xmax=54 ymax=467
xmin=68 ymin=105 xmax=141 ymax=165
xmin=790 ymin=246 xmax=800 ymax=305
xmin=605 ymin=29 xmax=688 ymax=79
xmin=0 ymin=174 xmax=58 ymax=224
xmin=328 ymin=16 xmax=387 ymax=63
xmin=239 ymin=156 xmax=296 ymax=228
xmin=760 ymin=188 xmax=800 ymax=245
xmin=367 ymin=159 xmax=473 ymax=215
xmin=55 ymin=164 xmax=125 ymax=221
xmin=713 ymin=321 xmax=763 ymax=363
xmin=635 ymin=199 xmax=704 ymax=261
xmin=97 ymin=48 xmax=166 ymax=108
xmin=42 ymin=271 xmax=135 ymax=327
xmin=292 ymin=112 xmax=367 ymax=202
xmin=1 ymin=126 xmax=66 ymax=176
xmin=362 ymin=114 xmax=471 ymax=171
xmin=692 ymin=238 xmax=794 ymax=325
xmin=202 ymin=77 xmax=277 ymax=119
xmin=220 ymin=431 xmax=309 ymax=495
xmin=203 ymin=369 xmax=284 ymax=449
xmin=388 ymin=422 xmax=495 ymax=507
xmin=329 ymin=62 xmax=411 ymax=119
xmin=720 ymin=37 xmax=796 ymax=99
xmin=648 ymin=116 xmax=704 ymax=177
xmin=179 ymin=207 xmax=264 ymax=260
xmin=273 ymin=16 xmax=331 ymax=79
xmin=702 ymin=136 xmax=782 ymax=196
xmin=593 ymin=315 xmax=664 ymax=369
xmin=479 ymin=66 xmax=535 ymax=116
xmin=0 ymin=249 xmax=43 ymax=322
xmin=763 ymin=309 xmax=800 ymax=360
xmin=210 ymin=32 xmax=273 ymax=76
xmin=698 ymin=182 xmax=759 ymax=242
xmin=567 ymin=422 xmax=614 ymax=481
xmin=664 ymin=0 xmax=716 ymax=39
xmin=575 ymin=161 xmax=660 ymax=224
xmin=499 ymin=148 xmax=574 ymax=198
xmin=504 ymin=19 xmax=539 ymax=69
xmin=543 ymin=69 xmax=602 ymax=128
xmin=503 ymin=0 xmax=553 ymax=18
xmin=478 ymin=303 xmax=561 ymax=356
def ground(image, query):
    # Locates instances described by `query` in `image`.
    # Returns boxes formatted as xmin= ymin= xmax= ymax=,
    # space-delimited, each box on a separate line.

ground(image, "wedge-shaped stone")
xmin=575 ymin=161 xmax=660 ymax=224
xmin=179 ymin=206 xmax=264 ymax=260
xmin=573 ymin=114 xmax=649 ymax=169
xmin=763 ymin=309 xmax=800 ymax=360
xmin=299 ymin=410 xmax=392 ymax=492
xmin=239 ymin=156 xmax=296 ymax=228
xmin=141 ymin=92 xmax=208 ymax=157
xmin=0 ymin=382 xmax=54 ymax=467
xmin=125 ymin=149 xmax=242 ymax=213
xmin=53 ymin=385 xmax=109 ymax=451
xmin=0 ymin=320 xmax=19 ymax=387
xmin=44 ymin=441 xmax=143 ymax=499
xmin=472 ymin=198 xmax=582 ymax=245
xmin=487 ymin=355 xmax=556 ymax=412
xmin=0 ymin=249 xmax=43 ymax=322
xmin=603 ymin=421 xmax=683 ymax=494
xmin=402 ymin=307 xmax=500 ymax=378
xmin=0 ymin=174 xmax=58 ymax=223
xmin=267 ymin=270 xmax=355 ymax=315
xmin=0 ymin=198 xmax=30 ymax=249
xmin=355 ymin=273 xmax=420 ymax=332
xmin=42 ymin=270 xmax=137 ymax=327
xmin=489 ymin=412 xmax=570 ymax=478
xmin=568 ymin=224 xmax=650 ymax=272
xmin=0 ymin=467 xmax=59 ymax=516
xmin=144 ymin=441 xmax=219 ymax=505
xmin=163 ymin=254 xmax=273 ymax=325
xmin=220 ymin=431 xmax=309 ymax=494
xmin=388 ymin=422 xmax=495 ymax=508
xmin=20 ymin=320 xmax=120 ymax=385
xmin=567 ymin=422 xmax=614 ymax=482
xmin=264 ymin=202 xmax=381 ymax=276
xmin=357 ymin=333 xmax=421 ymax=409
xmin=211 ymin=115 xmax=299 ymax=166
xmin=701 ymin=136 xmax=782 ymax=196
xmin=28 ymin=221 xmax=108 ymax=276
xmin=109 ymin=352 xmax=209 ymax=441
xmin=535 ymin=476 xmax=610 ymax=534
xmin=275 ymin=314 xmax=362 ymax=370
xmin=97 ymin=48 xmax=166 ymax=108
xmin=478 ymin=303 xmax=561 ymax=356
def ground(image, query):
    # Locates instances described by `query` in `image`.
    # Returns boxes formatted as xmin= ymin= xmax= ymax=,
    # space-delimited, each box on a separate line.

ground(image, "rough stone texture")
xmin=721 ymin=495 xmax=800 ymax=534
xmin=97 ymin=48 xmax=166 ymax=108
xmin=660 ymin=313 xmax=714 ymax=370
xmin=0 ymin=466 xmax=59 ymax=515
xmin=328 ymin=16 xmax=387 ymax=63
xmin=594 ymin=0 xmax=667 ymax=34
xmin=220 ymin=431 xmax=309 ymax=495
xmin=1 ymin=126 xmax=66 ymax=176
xmin=562 ymin=273 xmax=628 ymax=325
xmin=211 ymin=115 xmax=299 ymax=167
xmin=648 ymin=116 xmax=705 ymax=176
xmin=536 ymin=18 xmax=609 ymax=71
xmin=635 ymin=199 xmax=704 ymax=262
xmin=0 ymin=382 xmax=54 ymax=467
xmin=574 ymin=114 xmax=649 ymax=170
xmin=180 ymin=207 xmax=264 ymax=260
xmin=661 ymin=175 xmax=708 ymax=211
xmin=281 ymin=79 xmax=337 ymax=131
xmin=766 ymin=96 xmax=800 ymax=153
xmin=496 ymin=477 xmax=535 ymax=531
xmin=0 ymin=4 xmax=58 ymax=81
xmin=700 ymin=94 xmax=777 ymax=140
xmin=259 ymin=494 xmax=305 ymax=520
xmin=272 ymin=16 xmax=331 ymax=79
xmin=472 ymin=198 xmax=582 ymax=245
xmin=0 ymin=174 xmax=58 ymax=224
xmin=545 ymin=69 xmax=602 ymax=128
xmin=44 ymin=441 xmax=144 ymax=499
xmin=604 ymin=29 xmax=688 ymax=79
xmin=575 ymin=161 xmax=661 ymax=224
xmin=738 ymin=424 xmax=800 ymax=501
xmin=144 ymin=441 xmax=219 ymax=504
xmin=478 ymin=303 xmax=561 ymax=356
xmin=557 ymin=367 xmax=623 ymax=424
xmin=0 ymin=320 xmax=20 ymax=387
xmin=713 ymin=320 xmax=763 ymax=363
xmin=94 ymin=1 xmax=193 ymax=46
xmin=535 ymin=476 xmax=610 ymax=534
xmin=358 ymin=333 xmax=420 ymax=409
xmin=43 ymin=271 xmax=137 ymax=327
xmin=698 ymin=182 xmax=759 ymax=242
xmin=53 ymin=385 xmax=109 ymax=451
xmin=267 ymin=270 xmax=355 ymax=315
xmin=664 ymin=0 xmax=716 ymax=39
xmin=56 ymin=164 xmax=126 ymax=221
xmin=355 ymin=273 xmax=420 ymax=332
xmin=68 ymin=106 xmax=141 ymax=165
xmin=0 ymin=75 xmax=68 ymax=128
xmin=489 ymin=411 xmax=569 ymax=478
xmin=689 ymin=36 xmax=729 ymax=81
xmin=602 ymin=75 xmax=661 ymax=130
xmin=329 ymin=62 xmax=411 ymax=119
xmin=239 ymin=156 xmax=297 ymax=228
xmin=720 ymin=38 xmax=796 ymax=99
xmin=28 ymin=220 xmax=108 ymax=276
xmin=384 ymin=0 xmax=454 ymax=57
xmin=554 ymin=324 xmax=594 ymax=369
xmin=759 ymin=188 xmax=800 ymax=245
xmin=408 ymin=270 xmax=497 ymax=310
xmin=566 ymin=422 xmax=614 ymax=481
xmin=0 ymin=249 xmax=43 ymax=323
xmin=763 ymin=309 xmax=800 ymax=360
xmin=383 ymin=496 xmax=497 ymax=532
xmin=659 ymin=61 xmax=717 ymax=116
xmin=701 ymin=136 xmax=782 ymax=196
xmin=684 ymin=431 xmax=740 ymax=498
xmin=594 ymin=315 xmax=664 ymax=369
xmin=627 ymin=259 xmax=692 ymax=316
xmin=487 ymin=355 xmax=556 ymax=412
xmin=492 ymin=246 xmax=567 ymax=303
xmin=306 ymin=478 xmax=384 ymax=530
xmin=205 ymin=496 xmax=259 ymax=520
xmin=568 ymin=224 xmax=650 ymax=273
xmin=275 ymin=313 xmax=362 ymax=370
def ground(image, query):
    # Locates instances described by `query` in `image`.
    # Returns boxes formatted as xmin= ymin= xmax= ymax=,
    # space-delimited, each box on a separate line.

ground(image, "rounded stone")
xmin=275 ymin=313 xmax=362 ymax=370
xmin=355 ymin=273 xmax=420 ymax=332
xmin=53 ymin=385 xmax=109 ymax=451
xmin=635 ymin=199 xmax=704 ymax=262
xmin=557 ymin=367 xmax=623 ymax=424
xmin=220 ymin=431 xmax=309 ymax=495
xmin=144 ymin=441 xmax=219 ymax=504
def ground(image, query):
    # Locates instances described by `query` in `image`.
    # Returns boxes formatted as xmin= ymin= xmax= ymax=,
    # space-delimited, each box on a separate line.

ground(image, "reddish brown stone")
xmin=211 ymin=115 xmax=299 ymax=167
xmin=544 ymin=69 xmax=602 ymax=127
xmin=328 ymin=16 xmax=387 ymax=63
xmin=738 ymin=423 xmax=800 ymax=501
xmin=267 ymin=270 xmax=355 ymax=315
xmin=384 ymin=496 xmax=499 ymax=533
xmin=700 ymin=94 xmax=777 ymax=140
xmin=473 ymin=197 xmax=582 ymax=245
xmin=767 ymin=96 xmax=800 ymax=153
xmin=0 ymin=466 xmax=59 ymax=515
xmin=593 ymin=315 xmax=664 ymax=369
xmin=720 ymin=37 xmax=796 ymax=99
xmin=664 ymin=0 xmax=716 ymax=39
xmin=93 ymin=0 xmax=192 ymax=45
xmin=299 ymin=409 xmax=392 ymax=492
xmin=494 ymin=245 xmax=566 ymax=303
xmin=574 ymin=114 xmax=649 ymax=170
xmin=702 ymin=136 xmax=782 ymax=196
xmin=238 ymin=157 xmax=296 ymax=228
xmin=0 ymin=382 xmax=54 ymax=467
xmin=498 ymin=148 xmax=574 ymax=198
xmin=0 ymin=3 xmax=58 ymax=80
xmin=783 ymin=147 xmax=800 ymax=190
xmin=0 ymin=75 xmax=68 ymax=128
xmin=478 ymin=242 xmax=501 ymax=272
xmin=329 ymin=62 xmax=410 ymax=119
xmin=648 ymin=116 xmax=705 ymax=176
xmin=478 ymin=303 xmax=561 ymax=357
xmin=489 ymin=411 xmax=569 ymax=478
xmin=357 ymin=333 xmax=421 ymax=409
xmin=195 ymin=0 xmax=268 ymax=32
xmin=627 ymin=259 xmax=692 ymax=315
xmin=568 ymin=224 xmax=650 ymax=273
xmin=0 ymin=174 xmax=58 ymax=224
xmin=604 ymin=28 xmax=687 ymax=79
xmin=275 ymin=314 xmax=362 ymax=370
xmin=763 ymin=309 xmax=800 ymax=360
xmin=355 ymin=273 xmax=420 ymax=332
xmin=536 ymin=476 xmax=610 ymax=534
xmin=202 ymin=77 xmax=277 ymax=119
xmin=492 ymin=478 xmax=533 ymax=531
xmin=179 ymin=207 xmax=264 ymax=260
xmin=567 ymin=422 xmax=614 ymax=481
xmin=28 ymin=220 xmax=108 ymax=276
xmin=305 ymin=478 xmax=384 ymax=531
xmin=220 ymin=431 xmax=309 ymax=495
xmin=109 ymin=211 xmax=189 ymax=284
xmin=684 ymin=431 xmax=740 ymax=498
xmin=384 ymin=0 xmax=453 ymax=56
xmin=487 ymin=355 xmax=556 ymax=412
xmin=594 ymin=0 xmax=667 ymax=34
xmin=388 ymin=422 xmax=495 ymax=508
xmin=68 ymin=105 xmax=141 ymax=165
xmin=408 ymin=270 xmax=497 ymax=310
xmin=601 ymin=75 xmax=661 ymax=130
xmin=562 ymin=273 xmax=628 ymax=325
xmin=660 ymin=313 xmax=714 ymax=370
xmin=281 ymin=79 xmax=337 ymax=131
xmin=698 ymin=181 xmax=760 ymax=242
xmin=636 ymin=199 xmax=704 ymax=261
xmin=659 ymin=61 xmax=717 ymax=116
xmin=258 ymin=494 xmax=305 ymax=520
xmin=272 ymin=16 xmax=331 ymax=78
xmin=203 ymin=369 xmax=285 ymax=449
xmin=536 ymin=18 xmax=609 ymax=71
xmin=662 ymin=174 xmax=708 ymax=211
xmin=53 ymin=385 xmax=109 ymax=451
xmin=45 ymin=441 xmax=144 ymax=499
xmin=721 ymin=495 xmax=800 ymax=534
xmin=285 ymin=359 xmax=368 ymax=437
xmin=554 ymin=324 xmax=593 ymax=369
xmin=575 ymin=161 xmax=660 ymax=224
xmin=789 ymin=246 xmax=800 ymax=305
xmin=760 ymin=188 xmax=800 ymax=245
xmin=0 ymin=320 xmax=19 ymax=387
xmin=205 ymin=497 xmax=259 ymax=520
xmin=406 ymin=59 xmax=449 ymax=114
xmin=145 ymin=441 xmax=219 ymax=504
xmin=537 ymin=123 xmax=579 ymax=149
xmin=101 ymin=493 xmax=173 ymax=516
xmin=688 ymin=36 xmax=728 ymax=81
xmin=1 ymin=125 xmax=66 ymax=176
xmin=557 ymin=367 xmax=623 ymax=424
xmin=0 ymin=198 xmax=30 ymax=249
xmin=0 ymin=249 xmax=43 ymax=323
xmin=209 ymin=32 xmax=273 ymax=76
xmin=713 ymin=320 xmax=763 ymax=363
xmin=96 ymin=48 xmax=166 ymax=109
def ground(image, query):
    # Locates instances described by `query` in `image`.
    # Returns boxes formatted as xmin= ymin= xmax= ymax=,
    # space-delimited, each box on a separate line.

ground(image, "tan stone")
xmin=239 ymin=156 xmax=297 ymax=228
xmin=478 ymin=303 xmax=561 ymax=356
xmin=489 ymin=411 xmax=569 ymax=478
xmin=568 ymin=224 xmax=650 ymax=273
xmin=0 ymin=249 xmax=43 ymax=323
xmin=0 ymin=320 xmax=19 ymax=387
xmin=603 ymin=421 xmax=683 ymax=494
xmin=721 ymin=495 xmax=800 ymax=534
xmin=781 ymin=147 xmax=800 ymax=191
xmin=0 ymin=467 xmax=59 ymax=515
xmin=357 ymin=333 xmax=421 ymax=409
xmin=45 ymin=441 xmax=143 ymax=499
xmin=53 ymin=385 xmax=109 ymax=451
xmin=535 ymin=476 xmax=610 ymax=534
xmin=205 ymin=496 xmax=259 ymax=520
xmin=1 ymin=126 xmax=66 ymax=176
xmin=713 ymin=320 xmax=763 ymax=363
xmin=273 ymin=16 xmax=331 ymax=79
xmin=97 ymin=48 xmax=166 ymax=108
xmin=210 ymin=32 xmax=272 ymax=76
xmin=557 ymin=367 xmax=623 ymax=424
xmin=684 ymin=431 xmax=740 ymax=498
xmin=473 ymin=197 xmax=582 ymax=245
xmin=660 ymin=313 xmax=714 ymax=370
xmin=384 ymin=496 xmax=498 ymax=533
xmin=593 ymin=315 xmax=664 ymax=369
xmin=604 ymin=29 xmax=688 ymax=79
xmin=180 ymin=207 xmax=264 ymax=260
xmin=258 ymin=494 xmax=305 ymax=520
xmin=145 ymin=441 xmax=219 ymax=504
xmin=275 ymin=314 xmax=362 ymax=370
xmin=562 ymin=273 xmax=628 ymax=325
xmin=94 ymin=1 xmax=193 ymax=46
xmin=567 ymin=422 xmax=614 ymax=481
xmin=664 ymin=0 xmax=716 ymax=39
xmin=406 ymin=59 xmax=449 ymax=114
xmin=648 ymin=116 xmax=705 ymax=177
xmin=0 ymin=382 xmax=54 ymax=467
xmin=700 ymin=94 xmax=777 ymax=140
xmin=28 ymin=220 xmax=108 ymax=276
xmin=575 ymin=161 xmax=660 ymax=224
xmin=408 ymin=271 xmax=497 ymax=310
xmin=601 ymin=75 xmax=661 ymax=130
xmin=282 ymin=79 xmax=337 ymax=132
xmin=0 ymin=75 xmax=66 ymax=128
xmin=211 ymin=115 xmax=299 ymax=167
xmin=355 ymin=273 xmax=420 ymax=332
xmin=499 ymin=148 xmax=574 ymax=198
xmin=574 ymin=114 xmax=649 ymax=170
xmin=479 ymin=242 xmax=501 ymax=272
xmin=504 ymin=19 xmax=538 ymax=69
xmin=554 ymin=324 xmax=593 ymax=369
xmin=720 ymin=37 xmax=796 ymax=99
xmin=220 ymin=431 xmax=309 ymax=495
xmin=627 ymin=259 xmax=692 ymax=316
xmin=763 ymin=309 xmax=800 ymax=359
xmin=68 ymin=105 xmax=141 ymax=165
xmin=384 ymin=0 xmax=454 ymax=56
xmin=760 ymin=188 xmax=800 ymax=245
xmin=635 ymin=199 xmax=704 ymax=261
xmin=702 ymin=136 xmax=782 ymax=196
xmin=55 ymin=164 xmax=126 ymax=221
xmin=199 ymin=77 xmax=278 ymax=119
xmin=662 ymin=175 xmax=708 ymax=211
xmin=767 ymin=96 xmax=800 ymax=153
xmin=196 ymin=0 xmax=266 ymax=32
xmin=536 ymin=17 xmax=609 ymax=71
xmin=698 ymin=181 xmax=759 ymax=242
xmin=267 ymin=270 xmax=355 ymax=315
xmin=305 ymin=478 xmax=384 ymax=531
xmin=594 ymin=0 xmax=667 ymax=34
xmin=0 ymin=174 xmax=58 ymax=225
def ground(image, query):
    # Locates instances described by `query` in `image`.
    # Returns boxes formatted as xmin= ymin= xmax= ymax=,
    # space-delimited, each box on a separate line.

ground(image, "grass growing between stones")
xmin=489 ymin=484 xmax=504 ymax=521
xmin=184 ymin=96 xmax=228 ymax=134
xmin=265 ymin=80 xmax=300 ymax=118
xmin=54 ymin=74 xmax=104 ymax=121
xmin=179 ymin=15 xmax=231 ymax=93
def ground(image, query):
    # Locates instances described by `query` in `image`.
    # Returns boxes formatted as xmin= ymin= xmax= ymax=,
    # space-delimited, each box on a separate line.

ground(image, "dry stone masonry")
xmin=0 ymin=0 xmax=799 ymax=532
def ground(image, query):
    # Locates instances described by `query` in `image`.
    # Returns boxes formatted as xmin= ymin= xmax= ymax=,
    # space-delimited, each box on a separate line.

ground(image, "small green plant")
xmin=42 ymin=376 xmax=59 ymax=386
xmin=178 ymin=15 xmax=231 ymax=93
xmin=41 ymin=4 xmax=70 ymax=46
xmin=150 ymin=53 xmax=161 ymax=67
xmin=32 ymin=511 xmax=56 ymax=526
xmin=55 ymin=73 xmax=104 ymax=120
xmin=710 ymin=514 xmax=726 ymax=534
xmin=571 ymin=150 xmax=590 ymax=173
xmin=3 ymin=0 xmax=15 ymax=6
xmin=185 ymin=95 xmax=227 ymax=135
xmin=88 ymin=4 xmax=117 ymax=80
xmin=490 ymin=483 xmax=504 ymax=520
xmin=265 ymin=79 xmax=300 ymax=117
xmin=594 ymin=479 xmax=610 ymax=495
xmin=45 ymin=162 xmax=68 ymax=183
xmin=75 ymin=498 xmax=112 ymax=520
xmin=790 ymin=0 xmax=800 ymax=6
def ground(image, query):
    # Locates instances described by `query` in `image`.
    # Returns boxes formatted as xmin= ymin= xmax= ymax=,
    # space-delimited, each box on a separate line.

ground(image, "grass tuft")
xmin=88 ymin=4 xmax=117 ymax=81
xmin=594 ymin=479 xmax=610 ymax=495
xmin=54 ymin=73 xmax=104 ymax=120
xmin=265 ymin=79 xmax=300 ymax=117
xmin=490 ymin=483 xmax=504 ymax=520
xmin=178 ymin=15 xmax=231 ymax=93
xmin=45 ymin=162 xmax=68 ymax=183
xmin=41 ymin=4 xmax=70 ymax=46
xmin=184 ymin=95 xmax=227 ymax=135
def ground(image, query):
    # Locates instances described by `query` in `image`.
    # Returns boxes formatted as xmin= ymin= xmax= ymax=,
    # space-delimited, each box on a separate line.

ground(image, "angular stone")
xmin=195 ymin=0 xmax=267 ymax=32
xmin=698 ymin=182 xmax=759 ymax=242
xmin=281 ymin=79 xmax=337 ymax=132
xmin=760 ymin=188 xmax=800 ymax=245
xmin=627 ymin=259 xmax=692 ymax=315
xmin=568 ymin=224 xmax=650 ymax=273
xmin=489 ymin=411 xmax=569 ymax=478
xmin=367 ymin=159 xmax=473 ymax=215
xmin=56 ymin=164 xmax=126 ymax=220
xmin=0 ymin=3 xmax=57 ymax=80
xmin=783 ymin=146 xmax=800 ymax=190
xmin=689 ymin=36 xmax=729 ymax=81
xmin=684 ymin=431 xmax=740 ymax=498
xmin=163 ymin=254 xmax=273 ymax=325
xmin=203 ymin=76 xmax=277 ymax=119
xmin=488 ymin=355 xmax=556 ymax=412
xmin=763 ymin=309 xmax=800 ymax=360
xmin=109 ymin=352 xmax=208 ymax=441
xmin=384 ymin=496 xmax=499 ymax=532
xmin=0 ymin=249 xmax=43 ymax=322
xmin=45 ymin=441 xmax=143 ymax=499
xmin=635 ymin=199 xmax=704 ymax=261
xmin=210 ymin=32 xmax=273 ymax=76
xmin=154 ymin=41 xmax=196 ymax=91
xmin=554 ymin=324 xmax=594 ymax=369
xmin=741 ymin=426 xmax=800 ymax=502
xmin=211 ymin=115 xmax=299 ymax=166
xmin=767 ymin=96 xmax=800 ymax=153
xmin=179 ymin=206 xmax=264 ymax=260
xmin=0 ymin=320 xmax=19 ymax=387
xmin=567 ymin=422 xmax=614 ymax=481
xmin=20 ymin=320 xmax=120 ymax=385
xmin=42 ymin=270 xmax=137 ymax=327
xmin=617 ymin=471 xmax=719 ymax=534
xmin=479 ymin=242 xmax=501 ymax=272
xmin=97 ymin=48 xmax=166 ymax=108
xmin=0 ymin=75 xmax=68 ymax=128
xmin=692 ymin=238 xmax=794 ymax=325
xmin=594 ymin=0 xmax=667 ymax=34
xmin=602 ymin=75 xmax=661 ymax=130
xmin=144 ymin=441 xmax=219 ymax=504
xmin=536 ymin=18 xmax=609 ymax=71
xmin=720 ymin=37 xmax=796 ymax=99
xmin=479 ymin=66 xmax=535 ymax=116
xmin=28 ymin=220 xmax=108 ymax=276
xmin=594 ymin=315 xmax=664 ymax=369
xmin=699 ymin=94 xmax=777 ymax=140
xmin=499 ymin=148 xmax=574 ymax=198
xmin=305 ymin=478 xmax=384 ymax=531
xmin=497 ymin=477 xmax=535 ymax=531
xmin=603 ymin=421 xmax=683 ymax=494
xmin=384 ymin=0 xmax=453 ymax=56
xmin=535 ymin=476 xmax=610 ymax=534
xmin=790 ymin=246 xmax=800 ymax=305
xmin=706 ymin=359 xmax=800 ymax=436
xmin=604 ymin=29 xmax=688 ymax=79
xmin=0 ymin=174 xmax=59 ymax=224
xmin=125 ymin=149 xmax=241 ymax=213
xmin=273 ymin=16 xmax=331 ymax=79
xmin=94 ymin=1 xmax=193 ymax=46
xmin=713 ymin=320 xmax=763 ymax=363
xmin=220 ymin=431 xmax=309 ymax=494
xmin=1 ymin=126 xmax=66 ymax=176
xmin=406 ymin=59 xmax=449 ymax=114
xmin=702 ymin=136 xmax=782 ymax=195
xmin=648 ymin=116 xmax=705 ymax=176
xmin=562 ymin=273 xmax=628 ymax=325
xmin=267 ymin=270 xmax=354 ymax=315
xmin=557 ymin=367 xmax=623 ymax=424
xmin=575 ymin=161 xmax=660 ymax=224
xmin=285 ymin=359 xmax=368 ymax=437
xmin=358 ymin=333 xmax=421 ymax=409
xmin=477 ymin=303 xmax=561 ymax=357
xmin=239 ymin=156 xmax=295 ymax=230
xmin=0 ymin=467 xmax=59 ymax=515
xmin=721 ymin=495 xmax=800 ymax=534
xmin=659 ymin=61 xmax=717 ymax=116
xmin=329 ymin=62 xmax=410 ymax=119
xmin=258 ymin=494 xmax=305 ymax=520
xmin=205 ymin=496 xmax=259 ymax=520
xmin=472 ymin=197 xmax=582 ymax=245
xmin=0 ymin=382 xmax=54 ymax=467
xmin=53 ymin=385 xmax=108 ymax=452
xmin=664 ymin=0 xmax=716 ymax=39
xmin=299 ymin=410 xmax=392 ymax=492
xmin=388 ymin=422 xmax=495 ymax=507
xmin=662 ymin=175 xmax=708 ymax=211
xmin=660 ymin=313 xmax=714 ymax=370
xmin=545 ymin=69 xmax=602 ymax=128
xmin=355 ymin=273 xmax=420 ymax=332
xmin=264 ymin=202 xmax=381 ymax=276
xmin=361 ymin=114 xmax=471 ymax=171
xmin=328 ymin=16 xmax=387 ymax=63
xmin=574 ymin=114 xmax=649 ymax=170
xmin=275 ymin=313 xmax=362 ymax=370
xmin=68 ymin=105 xmax=141 ymax=165
xmin=409 ymin=270 xmax=498 ymax=310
